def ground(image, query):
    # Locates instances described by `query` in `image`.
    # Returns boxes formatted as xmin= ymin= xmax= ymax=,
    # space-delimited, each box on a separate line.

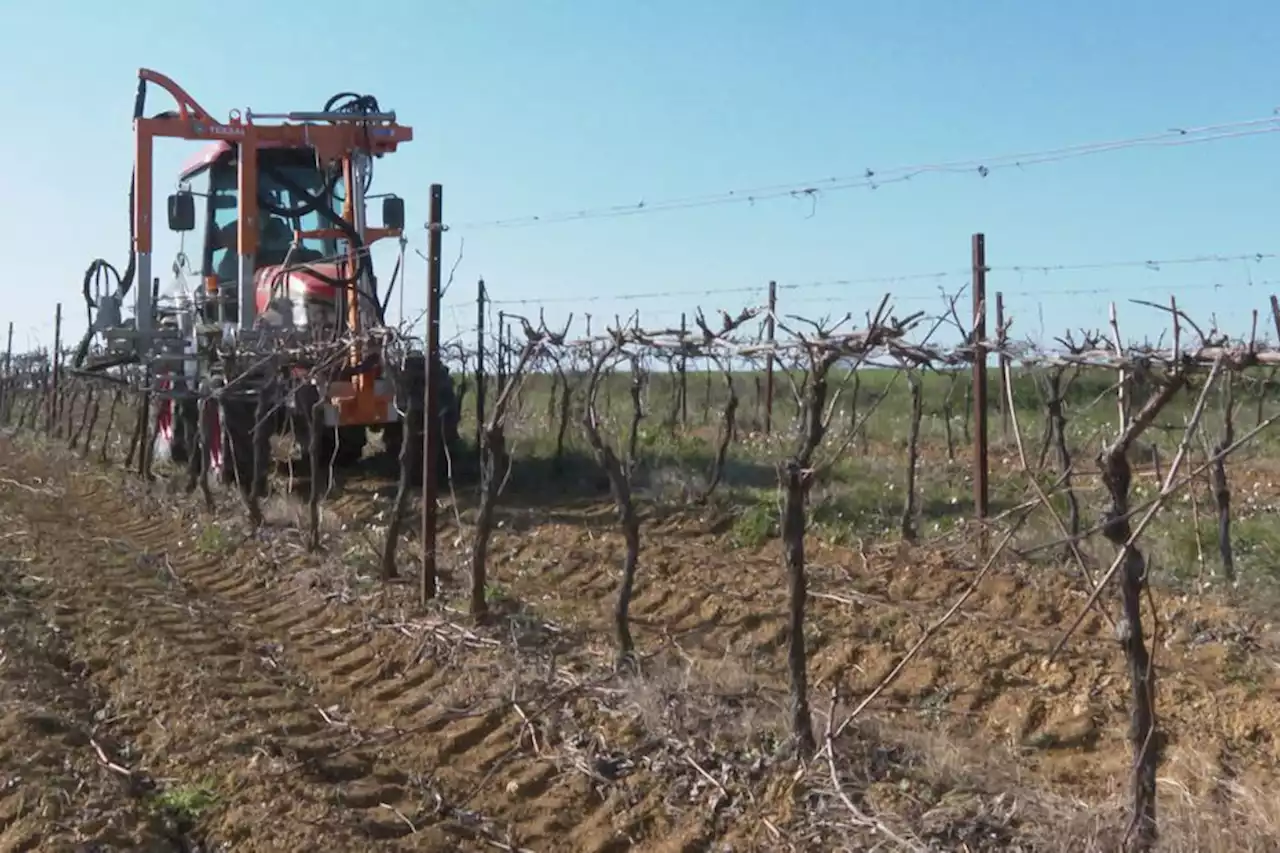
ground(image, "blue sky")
xmin=2 ymin=0 xmax=1278 ymax=356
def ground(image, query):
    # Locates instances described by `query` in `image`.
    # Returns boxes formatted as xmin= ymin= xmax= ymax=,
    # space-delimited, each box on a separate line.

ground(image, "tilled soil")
xmin=0 ymin=445 xmax=774 ymax=851
xmin=3 ymin=435 xmax=1280 ymax=851
xmin=459 ymin=505 xmax=1280 ymax=800
xmin=0 ymin=457 xmax=472 ymax=851
xmin=0 ymin=533 xmax=180 ymax=852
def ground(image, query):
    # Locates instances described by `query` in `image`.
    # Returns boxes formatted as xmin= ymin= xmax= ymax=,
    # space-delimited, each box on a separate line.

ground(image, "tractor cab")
xmin=80 ymin=70 xmax=462 ymax=486
xmin=175 ymin=142 xmax=347 ymax=328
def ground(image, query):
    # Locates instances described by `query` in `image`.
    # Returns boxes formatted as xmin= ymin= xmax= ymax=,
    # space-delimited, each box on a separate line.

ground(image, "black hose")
xmin=380 ymin=252 xmax=402 ymax=316
xmin=244 ymin=89 xmax=390 ymax=323
xmin=261 ymin=93 xmax=377 ymax=220
xmin=259 ymin=168 xmax=361 ymax=283
xmin=256 ymin=163 xmax=338 ymax=219
xmin=258 ymin=160 xmax=386 ymax=326
xmin=68 ymin=357 xmax=138 ymax=379
xmin=78 ymin=82 xmax=390 ymax=371
xmin=258 ymin=162 xmax=360 ymax=281
xmin=75 ymin=79 xmax=147 ymax=369
xmin=325 ymin=92 xmax=380 ymax=114
xmin=322 ymin=93 xmax=379 ymax=194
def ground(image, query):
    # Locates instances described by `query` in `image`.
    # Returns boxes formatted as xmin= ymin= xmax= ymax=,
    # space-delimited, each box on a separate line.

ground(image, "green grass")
xmin=194 ymin=525 xmax=233 ymax=555
xmin=447 ymin=360 xmax=1280 ymax=592
xmin=150 ymin=782 xmax=218 ymax=824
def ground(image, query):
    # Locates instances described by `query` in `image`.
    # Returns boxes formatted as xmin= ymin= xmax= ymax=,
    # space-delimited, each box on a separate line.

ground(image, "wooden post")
xmin=496 ymin=310 xmax=507 ymax=397
xmin=971 ymin=235 xmax=990 ymax=553
xmin=505 ymin=322 xmax=513 ymax=388
xmin=1 ymin=321 xmax=11 ymax=422
xmin=764 ymin=280 xmax=777 ymax=434
xmin=996 ymin=291 xmax=1010 ymax=442
xmin=421 ymin=184 xmax=444 ymax=605
xmin=47 ymin=303 xmax=62 ymax=435
xmin=678 ymin=312 xmax=688 ymax=428
xmin=475 ymin=279 xmax=486 ymax=458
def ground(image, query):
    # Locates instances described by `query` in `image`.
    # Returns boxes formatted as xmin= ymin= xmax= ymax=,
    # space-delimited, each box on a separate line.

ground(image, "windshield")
xmin=206 ymin=150 xmax=345 ymax=277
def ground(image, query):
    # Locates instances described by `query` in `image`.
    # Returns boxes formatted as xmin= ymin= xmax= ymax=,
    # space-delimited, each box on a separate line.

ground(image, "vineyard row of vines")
xmin=4 ymin=287 xmax=1280 ymax=851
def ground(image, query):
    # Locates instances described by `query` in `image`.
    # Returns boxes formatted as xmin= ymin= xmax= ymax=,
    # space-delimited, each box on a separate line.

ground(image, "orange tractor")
xmin=74 ymin=69 xmax=459 ymax=486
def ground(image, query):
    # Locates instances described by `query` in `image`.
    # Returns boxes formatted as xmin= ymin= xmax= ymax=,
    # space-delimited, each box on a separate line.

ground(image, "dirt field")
xmin=3 ymin=433 xmax=1280 ymax=851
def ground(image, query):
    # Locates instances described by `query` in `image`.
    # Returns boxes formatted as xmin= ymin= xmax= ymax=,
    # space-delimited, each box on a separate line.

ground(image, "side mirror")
xmin=381 ymin=196 xmax=405 ymax=231
xmin=167 ymin=191 xmax=196 ymax=232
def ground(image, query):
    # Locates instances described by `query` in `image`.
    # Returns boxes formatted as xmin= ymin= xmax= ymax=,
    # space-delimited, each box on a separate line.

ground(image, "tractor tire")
xmin=291 ymin=385 xmax=367 ymax=471
xmin=169 ymin=399 xmax=198 ymax=465
xmin=384 ymin=354 xmax=460 ymax=485
xmin=328 ymin=426 xmax=368 ymax=468
xmin=381 ymin=420 xmax=421 ymax=482
xmin=218 ymin=398 xmax=258 ymax=493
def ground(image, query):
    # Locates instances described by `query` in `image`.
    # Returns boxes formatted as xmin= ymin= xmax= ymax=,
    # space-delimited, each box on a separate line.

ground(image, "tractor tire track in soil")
xmin=10 ymin=432 xmax=1280 ymax=850
xmin=290 ymin=463 xmax=1280 ymax=837
xmin=0 ymin=444 xmax=759 ymax=852
xmin=0 ymin=449 xmax=525 ymax=851
xmin=483 ymin=508 xmax=1280 ymax=797
xmin=0 ymin=533 xmax=185 ymax=852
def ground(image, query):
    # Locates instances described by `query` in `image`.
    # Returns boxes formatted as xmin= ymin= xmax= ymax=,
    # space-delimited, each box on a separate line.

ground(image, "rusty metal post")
xmin=421 ymin=184 xmax=444 ymax=605
xmin=505 ymin=322 xmax=513 ymax=380
xmin=995 ymin=291 xmax=1010 ymax=441
xmin=679 ymin=312 xmax=688 ymax=428
xmin=47 ymin=303 xmax=62 ymax=435
xmin=475 ymin=279 xmax=487 ymax=456
xmin=496 ymin=310 xmax=507 ymax=396
xmin=764 ymin=280 xmax=777 ymax=434
xmin=971 ymin=234 xmax=990 ymax=553
xmin=1 ymin=321 xmax=11 ymax=423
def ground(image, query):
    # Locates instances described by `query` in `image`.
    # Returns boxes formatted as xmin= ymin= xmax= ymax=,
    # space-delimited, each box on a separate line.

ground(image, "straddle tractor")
xmin=74 ymin=69 xmax=459 ymax=487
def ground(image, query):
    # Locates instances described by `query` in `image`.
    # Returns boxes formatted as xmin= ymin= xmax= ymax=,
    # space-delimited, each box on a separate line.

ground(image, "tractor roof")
xmin=179 ymin=140 xmax=303 ymax=180
xmin=179 ymin=141 xmax=232 ymax=178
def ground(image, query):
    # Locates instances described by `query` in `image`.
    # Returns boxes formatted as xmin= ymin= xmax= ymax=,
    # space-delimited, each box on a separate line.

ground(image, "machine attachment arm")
xmin=99 ymin=70 xmax=413 ymax=365
xmin=137 ymin=69 xmax=214 ymax=123
xmin=246 ymin=109 xmax=399 ymax=123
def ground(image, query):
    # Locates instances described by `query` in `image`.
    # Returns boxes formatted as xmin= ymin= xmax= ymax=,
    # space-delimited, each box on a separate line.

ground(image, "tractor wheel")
xmin=382 ymin=418 xmax=453 ymax=486
xmin=217 ymin=398 xmax=258 ymax=493
xmin=166 ymin=413 xmax=188 ymax=464
xmin=381 ymin=420 xmax=420 ymax=480
xmin=385 ymin=353 xmax=460 ymax=485
xmin=168 ymin=399 xmax=198 ymax=465
xmin=202 ymin=398 xmax=223 ymax=481
xmin=328 ymin=426 xmax=368 ymax=468
xmin=291 ymin=385 xmax=367 ymax=471
xmin=154 ymin=378 xmax=197 ymax=466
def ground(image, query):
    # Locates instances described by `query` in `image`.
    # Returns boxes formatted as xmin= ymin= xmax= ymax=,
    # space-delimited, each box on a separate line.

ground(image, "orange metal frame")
xmin=134 ymin=68 xmax=413 ymax=426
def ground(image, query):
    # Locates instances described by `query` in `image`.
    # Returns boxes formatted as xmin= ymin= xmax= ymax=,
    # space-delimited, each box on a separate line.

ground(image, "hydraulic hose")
xmin=323 ymin=93 xmax=379 ymax=195
xmin=325 ymin=92 xmax=381 ymax=114
xmin=257 ymin=90 xmax=379 ymax=221
xmin=256 ymin=164 xmax=338 ymax=219
xmin=379 ymin=252 xmax=402 ymax=317
xmin=74 ymin=78 xmax=146 ymax=369
xmin=257 ymin=162 xmax=386 ymax=326
xmin=78 ymin=82 xmax=391 ymax=370
xmin=258 ymin=85 xmax=391 ymax=328
xmin=258 ymin=161 xmax=361 ymax=285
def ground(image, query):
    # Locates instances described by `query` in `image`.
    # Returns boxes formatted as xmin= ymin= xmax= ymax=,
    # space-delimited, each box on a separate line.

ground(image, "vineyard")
xmin=2 ymin=270 xmax=1280 ymax=853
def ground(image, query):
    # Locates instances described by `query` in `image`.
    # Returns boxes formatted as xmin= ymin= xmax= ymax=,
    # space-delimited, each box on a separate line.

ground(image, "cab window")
xmin=206 ymin=152 xmax=343 ymax=278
